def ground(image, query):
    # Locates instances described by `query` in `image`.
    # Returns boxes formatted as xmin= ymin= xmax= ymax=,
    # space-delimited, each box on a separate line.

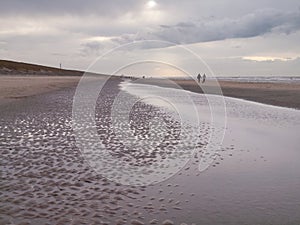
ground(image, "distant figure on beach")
xmin=197 ymin=73 xmax=201 ymax=83
xmin=202 ymin=73 xmax=206 ymax=83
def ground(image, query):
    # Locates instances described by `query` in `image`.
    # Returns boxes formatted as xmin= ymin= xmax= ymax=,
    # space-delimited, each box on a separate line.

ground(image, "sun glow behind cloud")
xmin=85 ymin=36 xmax=115 ymax=42
xmin=116 ymin=61 xmax=187 ymax=78
xmin=146 ymin=0 xmax=157 ymax=9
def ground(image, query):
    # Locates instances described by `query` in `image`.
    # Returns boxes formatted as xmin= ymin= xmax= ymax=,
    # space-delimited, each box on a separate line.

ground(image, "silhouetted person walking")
xmin=202 ymin=73 xmax=206 ymax=83
xmin=197 ymin=73 xmax=201 ymax=83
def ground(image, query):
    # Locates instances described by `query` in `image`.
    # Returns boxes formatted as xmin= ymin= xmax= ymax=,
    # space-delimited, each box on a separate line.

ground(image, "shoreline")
xmin=171 ymin=79 xmax=300 ymax=110
xmin=1 ymin=75 xmax=300 ymax=110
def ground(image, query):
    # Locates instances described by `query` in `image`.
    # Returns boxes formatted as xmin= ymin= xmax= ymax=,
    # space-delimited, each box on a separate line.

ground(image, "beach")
xmin=1 ymin=75 xmax=300 ymax=224
xmin=2 ymin=0 xmax=299 ymax=224
xmin=172 ymin=79 xmax=300 ymax=110
xmin=0 ymin=75 xmax=81 ymax=105
xmin=1 ymin=75 xmax=300 ymax=109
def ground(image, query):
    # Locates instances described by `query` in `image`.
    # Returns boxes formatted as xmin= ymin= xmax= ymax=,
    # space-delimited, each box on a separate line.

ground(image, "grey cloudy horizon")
xmin=0 ymin=0 xmax=300 ymax=77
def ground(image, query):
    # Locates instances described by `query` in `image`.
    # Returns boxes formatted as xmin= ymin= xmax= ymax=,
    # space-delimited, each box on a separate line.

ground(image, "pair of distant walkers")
xmin=197 ymin=73 xmax=206 ymax=83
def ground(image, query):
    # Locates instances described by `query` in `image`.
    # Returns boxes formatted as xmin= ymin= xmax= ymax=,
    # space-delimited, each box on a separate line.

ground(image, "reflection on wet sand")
xmin=1 ymin=77 xmax=300 ymax=225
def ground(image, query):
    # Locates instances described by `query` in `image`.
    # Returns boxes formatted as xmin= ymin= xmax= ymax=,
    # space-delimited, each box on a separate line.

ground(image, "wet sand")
xmin=1 ymin=76 xmax=300 ymax=224
xmin=1 ymin=77 xmax=198 ymax=224
xmin=172 ymin=79 xmax=300 ymax=109
xmin=120 ymin=79 xmax=300 ymax=224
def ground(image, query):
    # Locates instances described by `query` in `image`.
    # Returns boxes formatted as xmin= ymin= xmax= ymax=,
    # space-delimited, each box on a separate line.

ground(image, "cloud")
xmin=1 ymin=0 xmax=300 ymax=76
xmin=0 ymin=0 xmax=143 ymax=17
xmin=112 ymin=9 xmax=300 ymax=46
xmin=80 ymin=41 xmax=105 ymax=56
xmin=243 ymin=56 xmax=297 ymax=62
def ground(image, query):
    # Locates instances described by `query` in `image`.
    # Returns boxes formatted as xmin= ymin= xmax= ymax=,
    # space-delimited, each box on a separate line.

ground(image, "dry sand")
xmin=172 ymin=79 xmax=300 ymax=109
xmin=0 ymin=75 xmax=81 ymax=105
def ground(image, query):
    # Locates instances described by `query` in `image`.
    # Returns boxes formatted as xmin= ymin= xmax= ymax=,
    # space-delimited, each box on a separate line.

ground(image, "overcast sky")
xmin=0 ymin=0 xmax=300 ymax=77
